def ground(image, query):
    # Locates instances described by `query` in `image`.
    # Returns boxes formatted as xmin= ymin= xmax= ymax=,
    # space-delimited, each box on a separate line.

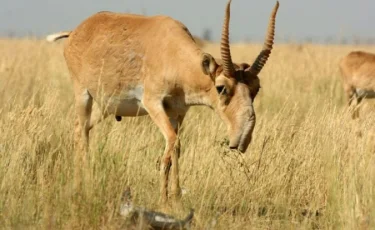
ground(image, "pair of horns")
xmin=220 ymin=0 xmax=280 ymax=77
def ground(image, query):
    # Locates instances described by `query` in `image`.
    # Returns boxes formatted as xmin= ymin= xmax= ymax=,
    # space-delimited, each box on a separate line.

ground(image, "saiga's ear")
xmin=201 ymin=53 xmax=218 ymax=78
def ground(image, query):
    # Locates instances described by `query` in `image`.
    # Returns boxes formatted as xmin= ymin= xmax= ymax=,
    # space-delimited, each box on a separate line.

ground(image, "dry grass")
xmin=1 ymin=38 xmax=375 ymax=229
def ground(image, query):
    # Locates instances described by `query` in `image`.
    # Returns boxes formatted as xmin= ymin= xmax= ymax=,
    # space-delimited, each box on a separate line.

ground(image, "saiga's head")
xmin=201 ymin=0 xmax=279 ymax=152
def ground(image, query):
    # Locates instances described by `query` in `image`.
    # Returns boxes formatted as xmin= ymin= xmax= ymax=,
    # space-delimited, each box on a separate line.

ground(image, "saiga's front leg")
xmin=143 ymin=98 xmax=182 ymax=203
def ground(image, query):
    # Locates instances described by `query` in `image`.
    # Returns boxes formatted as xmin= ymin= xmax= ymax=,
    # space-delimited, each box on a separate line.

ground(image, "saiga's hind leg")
xmin=352 ymin=94 xmax=364 ymax=119
xmin=345 ymin=84 xmax=362 ymax=119
xmin=89 ymin=104 xmax=110 ymax=130
xmin=73 ymin=85 xmax=93 ymax=161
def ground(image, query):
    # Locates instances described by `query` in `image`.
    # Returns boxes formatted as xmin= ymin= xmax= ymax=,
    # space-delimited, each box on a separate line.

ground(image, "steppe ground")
xmin=0 ymin=39 xmax=375 ymax=229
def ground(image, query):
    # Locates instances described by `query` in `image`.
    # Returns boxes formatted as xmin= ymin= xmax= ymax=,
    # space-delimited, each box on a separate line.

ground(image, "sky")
xmin=0 ymin=0 xmax=374 ymax=43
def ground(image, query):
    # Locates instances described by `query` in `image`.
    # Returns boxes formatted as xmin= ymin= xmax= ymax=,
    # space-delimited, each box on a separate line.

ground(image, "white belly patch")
xmin=356 ymin=88 xmax=375 ymax=98
xmin=100 ymin=85 xmax=148 ymax=117
xmin=127 ymin=85 xmax=144 ymax=101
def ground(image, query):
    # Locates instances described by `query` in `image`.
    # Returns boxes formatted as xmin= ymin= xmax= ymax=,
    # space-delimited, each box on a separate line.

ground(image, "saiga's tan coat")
xmin=340 ymin=51 xmax=375 ymax=118
xmin=47 ymin=1 xmax=279 ymax=202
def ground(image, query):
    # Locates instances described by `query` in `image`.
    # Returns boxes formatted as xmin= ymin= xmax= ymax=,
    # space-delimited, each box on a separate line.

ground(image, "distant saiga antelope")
xmin=46 ymin=0 xmax=279 ymax=202
xmin=340 ymin=51 xmax=375 ymax=119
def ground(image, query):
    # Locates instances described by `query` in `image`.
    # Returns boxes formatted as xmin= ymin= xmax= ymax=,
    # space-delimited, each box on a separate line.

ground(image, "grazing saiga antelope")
xmin=46 ymin=0 xmax=279 ymax=202
xmin=340 ymin=51 xmax=375 ymax=119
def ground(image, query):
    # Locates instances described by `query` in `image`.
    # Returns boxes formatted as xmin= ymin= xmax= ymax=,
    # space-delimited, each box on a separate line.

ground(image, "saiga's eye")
xmin=216 ymin=85 xmax=227 ymax=95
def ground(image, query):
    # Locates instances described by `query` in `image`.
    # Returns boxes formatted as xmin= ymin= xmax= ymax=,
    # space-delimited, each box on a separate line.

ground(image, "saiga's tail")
xmin=46 ymin=31 xmax=71 ymax=42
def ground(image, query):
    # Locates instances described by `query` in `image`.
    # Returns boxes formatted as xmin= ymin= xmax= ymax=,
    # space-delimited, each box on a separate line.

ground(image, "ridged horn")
xmin=249 ymin=1 xmax=279 ymax=76
xmin=220 ymin=0 xmax=235 ymax=77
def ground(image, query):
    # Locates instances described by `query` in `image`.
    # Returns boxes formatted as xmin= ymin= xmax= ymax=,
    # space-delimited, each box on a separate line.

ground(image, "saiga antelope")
xmin=47 ymin=0 xmax=279 ymax=202
xmin=340 ymin=51 xmax=375 ymax=119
